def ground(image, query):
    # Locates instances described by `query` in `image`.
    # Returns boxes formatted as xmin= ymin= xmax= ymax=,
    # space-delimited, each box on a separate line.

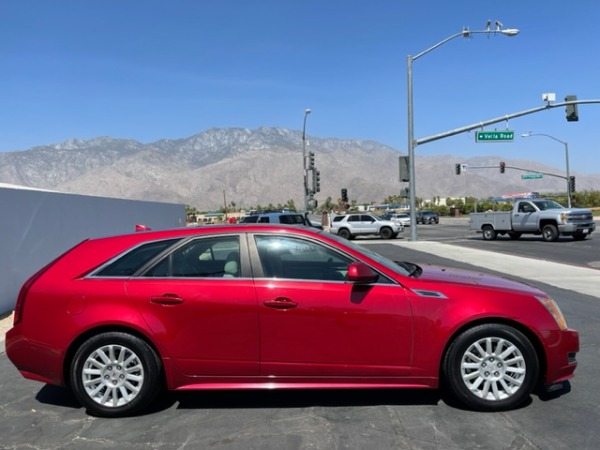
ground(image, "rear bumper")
xmin=5 ymin=326 xmax=65 ymax=386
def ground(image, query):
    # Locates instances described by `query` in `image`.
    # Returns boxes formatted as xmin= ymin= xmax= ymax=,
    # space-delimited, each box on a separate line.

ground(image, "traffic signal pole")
xmin=416 ymin=99 xmax=600 ymax=147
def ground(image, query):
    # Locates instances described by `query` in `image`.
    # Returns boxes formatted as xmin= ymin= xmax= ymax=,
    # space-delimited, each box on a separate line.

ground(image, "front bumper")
xmin=558 ymin=221 xmax=596 ymax=235
xmin=544 ymin=328 xmax=579 ymax=386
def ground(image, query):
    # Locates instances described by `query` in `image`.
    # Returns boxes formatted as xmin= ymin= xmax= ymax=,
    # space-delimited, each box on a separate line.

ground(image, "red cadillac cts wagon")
xmin=5 ymin=224 xmax=579 ymax=417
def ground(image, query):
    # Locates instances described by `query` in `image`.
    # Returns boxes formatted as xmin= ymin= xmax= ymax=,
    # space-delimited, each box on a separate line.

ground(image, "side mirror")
xmin=347 ymin=262 xmax=378 ymax=283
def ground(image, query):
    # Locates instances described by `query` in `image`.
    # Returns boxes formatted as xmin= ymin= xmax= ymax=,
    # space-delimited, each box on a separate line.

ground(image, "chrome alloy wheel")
xmin=460 ymin=336 xmax=526 ymax=401
xmin=82 ymin=344 xmax=145 ymax=408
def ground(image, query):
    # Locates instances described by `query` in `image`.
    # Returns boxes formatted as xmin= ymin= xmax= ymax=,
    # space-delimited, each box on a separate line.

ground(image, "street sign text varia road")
xmin=475 ymin=131 xmax=515 ymax=142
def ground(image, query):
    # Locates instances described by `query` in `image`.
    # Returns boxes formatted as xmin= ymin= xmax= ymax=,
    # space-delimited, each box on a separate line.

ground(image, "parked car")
xmin=330 ymin=213 xmax=403 ymax=239
xmin=6 ymin=224 xmax=579 ymax=417
xmin=383 ymin=212 xmax=411 ymax=227
xmin=240 ymin=212 xmax=322 ymax=229
xmin=417 ymin=210 xmax=439 ymax=224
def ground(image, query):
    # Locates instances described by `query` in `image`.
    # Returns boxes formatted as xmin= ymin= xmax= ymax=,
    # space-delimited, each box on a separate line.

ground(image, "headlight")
xmin=536 ymin=296 xmax=568 ymax=330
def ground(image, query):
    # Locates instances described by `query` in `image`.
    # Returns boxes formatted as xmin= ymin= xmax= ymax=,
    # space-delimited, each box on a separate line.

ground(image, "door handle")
xmin=263 ymin=297 xmax=298 ymax=310
xmin=151 ymin=293 xmax=184 ymax=305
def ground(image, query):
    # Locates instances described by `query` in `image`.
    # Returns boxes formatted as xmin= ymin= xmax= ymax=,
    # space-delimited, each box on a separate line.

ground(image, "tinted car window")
xmin=255 ymin=235 xmax=351 ymax=281
xmin=94 ymin=239 xmax=181 ymax=277
xmin=145 ymin=236 xmax=240 ymax=278
xmin=279 ymin=214 xmax=306 ymax=225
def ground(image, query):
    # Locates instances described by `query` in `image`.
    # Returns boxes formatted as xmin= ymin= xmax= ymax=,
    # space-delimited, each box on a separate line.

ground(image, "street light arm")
xmin=412 ymin=28 xmax=519 ymax=61
xmin=521 ymin=131 xmax=571 ymax=207
xmin=522 ymin=132 xmax=566 ymax=146
xmin=412 ymin=31 xmax=466 ymax=61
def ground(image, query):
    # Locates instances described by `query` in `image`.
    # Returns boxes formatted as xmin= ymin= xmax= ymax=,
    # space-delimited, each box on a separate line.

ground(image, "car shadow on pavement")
xmin=32 ymin=385 xmax=442 ymax=416
xmin=32 ymin=383 xmax=569 ymax=416
xmin=171 ymin=388 xmax=442 ymax=411
xmin=35 ymin=384 xmax=81 ymax=409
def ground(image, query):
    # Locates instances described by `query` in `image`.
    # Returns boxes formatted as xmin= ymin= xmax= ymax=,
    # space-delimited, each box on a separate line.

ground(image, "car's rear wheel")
xmin=379 ymin=227 xmax=394 ymax=239
xmin=337 ymin=228 xmax=351 ymax=240
xmin=70 ymin=332 xmax=162 ymax=417
xmin=442 ymin=324 xmax=539 ymax=411
xmin=482 ymin=225 xmax=497 ymax=240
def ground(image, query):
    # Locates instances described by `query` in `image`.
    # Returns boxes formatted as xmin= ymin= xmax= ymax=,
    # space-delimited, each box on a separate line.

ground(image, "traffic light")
xmin=308 ymin=151 xmax=315 ymax=169
xmin=500 ymin=161 xmax=506 ymax=174
xmin=569 ymin=176 xmax=576 ymax=193
xmin=314 ymin=170 xmax=321 ymax=193
xmin=455 ymin=163 xmax=461 ymax=175
xmin=341 ymin=188 xmax=348 ymax=202
xmin=565 ymin=95 xmax=579 ymax=122
xmin=399 ymin=156 xmax=409 ymax=182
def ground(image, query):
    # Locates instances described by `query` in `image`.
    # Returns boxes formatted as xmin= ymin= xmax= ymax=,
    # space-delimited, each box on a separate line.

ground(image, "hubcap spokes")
xmin=82 ymin=344 xmax=144 ymax=408
xmin=460 ymin=337 xmax=526 ymax=401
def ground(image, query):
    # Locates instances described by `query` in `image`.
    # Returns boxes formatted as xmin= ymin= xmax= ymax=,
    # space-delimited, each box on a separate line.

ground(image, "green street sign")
xmin=521 ymin=173 xmax=543 ymax=179
xmin=475 ymin=131 xmax=515 ymax=142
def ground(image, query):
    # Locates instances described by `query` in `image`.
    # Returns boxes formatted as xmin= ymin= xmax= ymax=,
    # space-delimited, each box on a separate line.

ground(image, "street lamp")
xmin=521 ymin=131 xmax=571 ymax=207
xmin=407 ymin=23 xmax=519 ymax=241
xmin=302 ymin=108 xmax=312 ymax=211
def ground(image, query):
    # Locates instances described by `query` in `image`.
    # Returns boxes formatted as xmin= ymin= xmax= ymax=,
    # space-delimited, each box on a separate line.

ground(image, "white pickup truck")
xmin=469 ymin=198 xmax=596 ymax=242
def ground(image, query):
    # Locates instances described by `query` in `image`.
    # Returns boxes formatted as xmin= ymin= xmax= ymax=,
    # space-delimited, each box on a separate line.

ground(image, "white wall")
xmin=0 ymin=185 xmax=186 ymax=315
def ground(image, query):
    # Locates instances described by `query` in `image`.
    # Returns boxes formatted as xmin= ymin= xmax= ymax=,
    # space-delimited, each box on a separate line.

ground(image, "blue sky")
xmin=1 ymin=0 xmax=599 ymax=175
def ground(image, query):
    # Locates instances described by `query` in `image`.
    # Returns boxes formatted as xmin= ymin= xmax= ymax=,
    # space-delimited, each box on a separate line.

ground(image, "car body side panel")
xmin=127 ymin=278 xmax=260 ymax=376
xmin=6 ymin=278 xmax=150 ymax=386
xmin=256 ymin=280 xmax=413 ymax=376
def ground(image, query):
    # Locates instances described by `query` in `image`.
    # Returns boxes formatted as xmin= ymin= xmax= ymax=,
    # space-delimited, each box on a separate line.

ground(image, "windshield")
xmin=533 ymin=200 xmax=564 ymax=210
xmin=325 ymin=233 xmax=413 ymax=277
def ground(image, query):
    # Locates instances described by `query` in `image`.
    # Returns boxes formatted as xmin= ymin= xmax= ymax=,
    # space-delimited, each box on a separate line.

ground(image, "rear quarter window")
xmin=93 ymin=238 xmax=180 ymax=277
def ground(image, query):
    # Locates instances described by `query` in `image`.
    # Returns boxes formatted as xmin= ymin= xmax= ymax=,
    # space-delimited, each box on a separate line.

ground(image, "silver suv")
xmin=330 ymin=213 xmax=403 ymax=240
xmin=240 ymin=212 xmax=323 ymax=229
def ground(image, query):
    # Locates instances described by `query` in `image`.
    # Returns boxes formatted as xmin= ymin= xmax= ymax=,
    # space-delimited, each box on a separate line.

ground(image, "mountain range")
xmin=0 ymin=127 xmax=598 ymax=211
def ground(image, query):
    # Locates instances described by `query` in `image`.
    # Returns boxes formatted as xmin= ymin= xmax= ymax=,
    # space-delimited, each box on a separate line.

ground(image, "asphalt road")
xmin=415 ymin=217 xmax=600 ymax=270
xmin=1 ymin=222 xmax=598 ymax=450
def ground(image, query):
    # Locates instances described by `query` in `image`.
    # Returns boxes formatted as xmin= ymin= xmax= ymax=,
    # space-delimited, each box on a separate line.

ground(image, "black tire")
xmin=508 ymin=232 xmax=522 ymax=240
xmin=442 ymin=324 xmax=539 ymax=412
xmin=338 ymin=228 xmax=351 ymax=240
xmin=70 ymin=332 xmax=163 ymax=417
xmin=572 ymin=232 xmax=587 ymax=241
xmin=482 ymin=225 xmax=497 ymax=241
xmin=379 ymin=227 xmax=394 ymax=239
xmin=542 ymin=224 xmax=559 ymax=242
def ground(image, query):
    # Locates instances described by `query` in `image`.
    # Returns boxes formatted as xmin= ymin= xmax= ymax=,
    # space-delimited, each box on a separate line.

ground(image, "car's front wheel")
xmin=70 ymin=332 xmax=163 ymax=417
xmin=379 ymin=227 xmax=394 ymax=239
xmin=542 ymin=224 xmax=559 ymax=242
xmin=442 ymin=324 xmax=539 ymax=411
